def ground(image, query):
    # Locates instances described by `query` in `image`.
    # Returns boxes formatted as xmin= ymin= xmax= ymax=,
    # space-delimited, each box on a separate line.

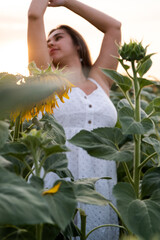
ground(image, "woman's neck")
xmin=61 ymin=63 xmax=87 ymax=86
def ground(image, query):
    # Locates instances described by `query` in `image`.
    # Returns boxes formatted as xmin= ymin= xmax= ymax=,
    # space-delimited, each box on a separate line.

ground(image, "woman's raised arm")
xmin=28 ymin=0 xmax=53 ymax=70
xmin=49 ymin=0 xmax=121 ymax=89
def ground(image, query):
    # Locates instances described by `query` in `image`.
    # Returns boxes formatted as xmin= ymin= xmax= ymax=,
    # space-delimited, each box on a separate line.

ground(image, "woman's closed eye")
xmin=55 ymin=36 xmax=63 ymax=41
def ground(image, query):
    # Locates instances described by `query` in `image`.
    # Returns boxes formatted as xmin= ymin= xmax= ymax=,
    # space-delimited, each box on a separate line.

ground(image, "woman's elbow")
xmin=28 ymin=10 xmax=40 ymax=21
xmin=116 ymin=20 xmax=122 ymax=31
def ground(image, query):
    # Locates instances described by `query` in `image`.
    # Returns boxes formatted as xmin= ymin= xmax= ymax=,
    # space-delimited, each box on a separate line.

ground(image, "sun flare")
xmin=0 ymin=40 xmax=29 ymax=76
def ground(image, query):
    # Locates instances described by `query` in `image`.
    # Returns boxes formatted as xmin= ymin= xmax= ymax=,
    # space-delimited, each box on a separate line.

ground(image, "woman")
xmin=28 ymin=0 xmax=121 ymax=239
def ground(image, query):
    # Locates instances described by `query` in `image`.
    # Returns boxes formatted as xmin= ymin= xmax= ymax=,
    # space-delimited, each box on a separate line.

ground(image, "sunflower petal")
xmin=42 ymin=182 xmax=61 ymax=196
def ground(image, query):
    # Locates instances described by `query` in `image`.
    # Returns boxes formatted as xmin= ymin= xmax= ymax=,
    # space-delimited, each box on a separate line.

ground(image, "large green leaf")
xmin=0 ymin=167 xmax=52 ymax=225
xmin=0 ymin=121 xmax=9 ymax=148
xmin=128 ymin=192 xmax=160 ymax=240
xmin=102 ymin=69 xmax=132 ymax=93
xmin=69 ymin=127 xmax=132 ymax=162
xmin=44 ymin=180 xmax=77 ymax=231
xmin=141 ymin=167 xmax=160 ymax=198
xmin=0 ymin=142 xmax=29 ymax=158
xmin=119 ymin=107 xmax=154 ymax=134
xmin=42 ymin=113 xmax=66 ymax=145
xmin=113 ymin=182 xmax=160 ymax=240
xmin=71 ymin=177 xmax=110 ymax=205
xmin=113 ymin=182 xmax=136 ymax=226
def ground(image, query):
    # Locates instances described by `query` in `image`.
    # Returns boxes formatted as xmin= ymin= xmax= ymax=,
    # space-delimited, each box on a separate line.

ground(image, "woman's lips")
xmin=49 ymin=48 xmax=59 ymax=55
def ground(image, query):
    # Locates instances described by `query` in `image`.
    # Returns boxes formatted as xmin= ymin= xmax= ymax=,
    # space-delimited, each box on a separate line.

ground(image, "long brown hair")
xmin=48 ymin=25 xmax=92 ymax=77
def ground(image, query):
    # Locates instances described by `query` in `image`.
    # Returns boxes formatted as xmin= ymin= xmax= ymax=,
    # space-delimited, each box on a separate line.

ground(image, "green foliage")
xmin=69 ymin=127 xmax=132 ymax=162
xmin=1 ymin=41 xmax=160 ymax=240
xmin=0 ymin=69 xmax=112 ymax=240
xmin=69 ymin=40 xmax=160 ymax=239
xmin=0 ymin=167 xmax=53 ymax=225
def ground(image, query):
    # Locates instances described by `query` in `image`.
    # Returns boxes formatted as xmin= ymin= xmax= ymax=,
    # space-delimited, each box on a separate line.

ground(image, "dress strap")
xmin=88 ymin=77 xmax=100 ymax=88
xmin=88 ymin=78 xmax=102 ymax=88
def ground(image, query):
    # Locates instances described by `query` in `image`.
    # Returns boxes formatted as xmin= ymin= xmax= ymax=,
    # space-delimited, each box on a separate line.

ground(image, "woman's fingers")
xmin=48 ymin=0 xmax=65 ymax=7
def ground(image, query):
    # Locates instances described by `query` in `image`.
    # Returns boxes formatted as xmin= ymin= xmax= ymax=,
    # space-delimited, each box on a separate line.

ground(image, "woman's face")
xmin=47 ymin=29 xmax=79 ymax=66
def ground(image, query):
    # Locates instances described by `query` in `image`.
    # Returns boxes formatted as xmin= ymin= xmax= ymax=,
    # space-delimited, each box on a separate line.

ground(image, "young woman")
xmin=28 ymin=0 xmax=121 ymax=239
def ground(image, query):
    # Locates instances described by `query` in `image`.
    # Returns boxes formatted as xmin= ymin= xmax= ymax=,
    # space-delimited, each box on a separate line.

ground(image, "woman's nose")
xmin=47 ymin=41 xmax=54 ymax=48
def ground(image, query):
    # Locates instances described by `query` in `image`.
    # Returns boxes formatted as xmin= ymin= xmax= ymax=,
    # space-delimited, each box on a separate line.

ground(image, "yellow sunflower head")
xmin=11 ymin=62 xmax=74 ymax=122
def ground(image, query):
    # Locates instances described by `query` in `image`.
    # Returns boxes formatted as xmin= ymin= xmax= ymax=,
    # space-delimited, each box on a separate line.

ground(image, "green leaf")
xmin=113 ymin=182 xmax=136 ymax=226
xmin=145 ymin=97 xmax=160 ymax=115
xmin=141 ymin=167 xmax=160 ymax=198
xmin=138 ymin=77 xmax=155 ymax=90
xmin=0 ymin=142 xmax=29 ymax=157
xmin=44 ymin=153 xmax=68 ymax=172
xmin=28 ymin=61 xmax=42 ymax=75
xmin=113 ymin=182 xmax=160 ymax=240
xmin=137 ymin=58 xmax=152 ymax=77
xmin=42 ymin=224 xmax=60 ymax=240
xmin=0 ymin=225 xmax=36 ymax=240
xmin=43 ymin=153 xmax=73 ymax=179
xmin=69 ymin=127 xmax=132 ymax=162
xmin=0 ymin=121 xmax=9 ymax=148
xmin=117 ymin=58 xmax=130 ymax=71
xmin=127 ymin=193 xmax=160 ymax=240
xmin=71 ymin=177 xmax=110 ymax=205
xmin=22 ymin=135 xmax=42 ymax=153
xmin=42 ymin=113 xmax=66 ymax=145
xmin=0 ymin=156 xmax=12 ymax=167
xmin=43 ymin=145 xmax=69 ymax=157
xmin=0 ymin=168 xmax=52 ymax=225
xmin=117 ymin=98 xmax=132 ymax=111
xmin=143 ymin=137 xmax=160 ymax=156
xmin=119 ymin=107 xmax=154 ymax=134
xmin=101 ymin=69 xmax=132 ymax=93
xmin=30 ymin=175 xmax=44 ymax=190
xmin=43 ymin=180 xmax=77 ymax=231
xmin=63 ymin=220 xmax=81 ymax=238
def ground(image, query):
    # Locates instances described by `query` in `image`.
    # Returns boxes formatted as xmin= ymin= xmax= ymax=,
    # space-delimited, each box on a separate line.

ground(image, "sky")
xmin=0 ymin=0 xmax=160 ymax=80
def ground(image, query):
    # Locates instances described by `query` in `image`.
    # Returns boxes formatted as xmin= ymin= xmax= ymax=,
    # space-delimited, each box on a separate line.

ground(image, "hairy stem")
xmin=36 ymin=224 xmax=43 ymax=240
xmin=86 ymin=224 xmax=126 ymax=239
xmin=122 ymin=162 xmax=134 ymax=187
xmin=80 ymin=209 xmax=87 ymax=240
xmin=132 ymin=61 xmax=141 ymax=198
xmin=13 ymin=114 xmax=21 ymax=141
xmin=138 ymin=152 xmax=157 ymax=170
xmin=108 ymin=202 xmax=131 ymax=234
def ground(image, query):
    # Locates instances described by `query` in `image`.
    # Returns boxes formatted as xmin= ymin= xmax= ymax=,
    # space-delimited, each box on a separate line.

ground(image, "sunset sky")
xmin=0 ymin=0 xmax=160 ymax=79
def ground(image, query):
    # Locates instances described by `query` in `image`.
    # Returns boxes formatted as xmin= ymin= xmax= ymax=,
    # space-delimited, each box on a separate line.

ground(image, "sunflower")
xmin=10 ymin=63 xmax=74 ymax=122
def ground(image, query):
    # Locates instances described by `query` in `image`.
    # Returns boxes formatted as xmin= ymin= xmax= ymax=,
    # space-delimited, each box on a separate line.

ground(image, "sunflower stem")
xmin=36 ymin=224 xmax=43 ymax=240
xmin=85 ymin=224 xmax=126 ymax=239
xmin=80 ymin=209 xmax=87 ymax=240
xmin=132 ymin=61 xmax=141 ymax=199
xmin=13 ymin=114 xmax=22 ymax=141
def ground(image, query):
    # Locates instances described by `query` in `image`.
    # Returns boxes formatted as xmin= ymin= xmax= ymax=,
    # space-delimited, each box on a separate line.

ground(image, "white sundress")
xmin=44 ymin=78 xmax=119 ymax=240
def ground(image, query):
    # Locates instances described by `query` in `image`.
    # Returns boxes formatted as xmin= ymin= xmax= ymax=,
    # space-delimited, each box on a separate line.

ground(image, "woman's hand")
xmin=48 ymin=0 xmax=66 ymax=7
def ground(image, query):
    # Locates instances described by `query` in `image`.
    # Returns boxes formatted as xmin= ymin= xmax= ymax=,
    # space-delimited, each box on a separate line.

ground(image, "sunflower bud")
xmin=118 ymin=40 xmax=147 ymax=61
